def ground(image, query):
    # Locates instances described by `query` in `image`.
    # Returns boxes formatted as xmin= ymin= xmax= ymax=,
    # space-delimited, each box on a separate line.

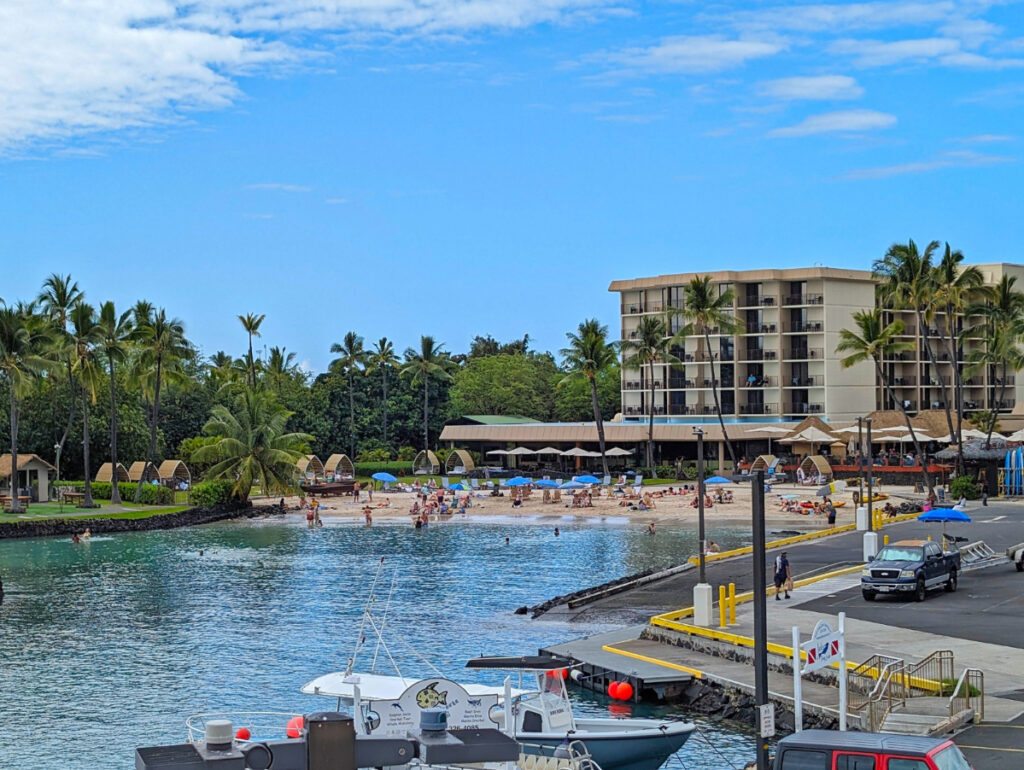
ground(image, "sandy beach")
xmin=267 ymin=479 xmax=923 ymax=530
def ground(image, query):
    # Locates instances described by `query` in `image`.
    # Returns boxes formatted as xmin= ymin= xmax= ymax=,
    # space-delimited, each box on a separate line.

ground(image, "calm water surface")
xmin=0 ymin=515 xmax=760 ymax=769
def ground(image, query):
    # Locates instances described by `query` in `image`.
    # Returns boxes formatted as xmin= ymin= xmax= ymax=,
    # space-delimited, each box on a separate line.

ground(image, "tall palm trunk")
xmin=8 ymin=389 xmax=21 ymax=513
xmin=875 ymin=359 xmax=933 ymax=493
xmin=705 ymin=329 xmax=736 ymax=466
xmin=248 ymin=333 xmax=255 ymax=388
xmin=647 ymin=358 xmax=656 ymax=474
xmin=918 ymin=311 xmax=957 ymax=466
xmin=108 ymin=359 xmax=121 ymax=505
xmin=942 ymin=307 xmax=966 ymax=474
xmin=589 ymin=374 xmax=610 ymax=477
xmin=56 ymin=359 xmax=76 ymax=468
xmin=81 ymin=387 xmax=95 ymax=507
xmin=988 ymin=360 xmax=1008 ymax=448
xmin=381 ymin=369 xmax=389 ymax=446
xmin=422 ymin=379 xmax=430 ymax=450
xmin=135 ymin=358 xmax=162 ymax=503
xmin=348 ymin=373 xmax=356 ymax=458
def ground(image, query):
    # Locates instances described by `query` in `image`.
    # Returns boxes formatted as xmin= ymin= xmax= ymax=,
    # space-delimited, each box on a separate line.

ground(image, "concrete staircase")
xmin=880 ymin=699 xmax=975 ymax=736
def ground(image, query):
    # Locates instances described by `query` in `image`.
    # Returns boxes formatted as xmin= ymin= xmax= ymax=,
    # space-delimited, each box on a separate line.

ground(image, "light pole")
xmin=692 ymin=427 xmax=713 ymax=626
xmin=863 ymin=418 xmax=878 ymax=560
xmin=752 ymin=469 xmax=770 ymax=770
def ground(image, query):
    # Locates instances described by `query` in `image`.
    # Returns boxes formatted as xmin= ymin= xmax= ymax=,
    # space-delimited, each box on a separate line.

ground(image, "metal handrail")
xmin=903 ymin=650 xmax=953 ymax=696
xmin=948 ymin=668 xmax=985 ymax=721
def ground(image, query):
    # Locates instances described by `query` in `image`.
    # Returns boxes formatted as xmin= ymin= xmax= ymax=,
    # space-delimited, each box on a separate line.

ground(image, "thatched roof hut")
xmin=95 ymin=462 xmax=130 ymax=483
xmin=798 ymin=455 xmax=833 ymax=483
xmin=444 ymin=449 xmax=475 ymax=475
xmin=936 ymin=439 xmax=1007 ymax=463
xmin=324 ymin=454 xmax=355 ymax=479
xmin=158 ymin=460 xmax=191 ymax=486
xmin=750 ymin=455 xmax=778 ymax=472
xmin=128 ymin=461 xmax=160 ymax=483
xmin=413 ymin=450 xmax=440 ymax=475
xmin=296 ymin=454 xmax=325 ymax=480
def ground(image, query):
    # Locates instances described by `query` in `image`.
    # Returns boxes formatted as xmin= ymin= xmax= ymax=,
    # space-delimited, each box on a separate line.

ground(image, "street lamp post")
xmin=863 ymin=418 xmax=879 ymax=559
xmin=692 ymin=428 xmax=713 ymax=626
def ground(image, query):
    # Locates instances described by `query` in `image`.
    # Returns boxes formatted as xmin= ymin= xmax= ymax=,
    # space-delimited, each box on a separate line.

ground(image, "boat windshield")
xmin=931 ymin=745 xmax=971 ymax=770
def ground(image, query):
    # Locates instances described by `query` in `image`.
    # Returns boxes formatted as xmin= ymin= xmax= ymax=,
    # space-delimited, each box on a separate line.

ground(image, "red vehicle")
xmin=772 ymin=730 xmax=973 ymax=770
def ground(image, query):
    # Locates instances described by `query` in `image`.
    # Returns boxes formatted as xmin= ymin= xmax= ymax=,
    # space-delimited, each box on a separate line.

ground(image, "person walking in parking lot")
xmin=774 ymin=551 xmax=791 ymax=600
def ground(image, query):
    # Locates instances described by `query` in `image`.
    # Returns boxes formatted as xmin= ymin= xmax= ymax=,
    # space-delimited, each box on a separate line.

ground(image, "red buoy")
xmin=617 ymin=682 xmax=633 ymax=701
xmin=286 ymin=715 xmax=304 ymax=738
xmin=235 ymin=728 xmax=251 ymax=741
xmin=608 ymin=681 xmax=621 ymax=699
xmin=559 ymin=668 xmax=569 ymax=680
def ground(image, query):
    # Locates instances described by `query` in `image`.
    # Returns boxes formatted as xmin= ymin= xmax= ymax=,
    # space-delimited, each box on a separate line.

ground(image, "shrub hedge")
xmin=60 ymin=480 xmax=174 ymax=505
xmin=190 ymin=480 xmax=237 ymax=507
xmin=949 ymin=476 xmax=981 ymax=500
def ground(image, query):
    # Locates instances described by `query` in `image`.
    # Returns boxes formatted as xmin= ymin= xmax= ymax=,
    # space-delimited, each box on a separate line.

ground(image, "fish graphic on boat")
xmin=416 ymin=682 xmax=448 ymax=709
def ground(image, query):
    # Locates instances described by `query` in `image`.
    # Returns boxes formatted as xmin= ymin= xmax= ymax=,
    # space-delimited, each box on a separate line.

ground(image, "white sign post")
xmin=791 ymin=626 xmax=803 ymax=732
xmin=800 ymin=614 xmax=848 ymax=731
xmin=759 ymin=703 xmax=775 ymax=738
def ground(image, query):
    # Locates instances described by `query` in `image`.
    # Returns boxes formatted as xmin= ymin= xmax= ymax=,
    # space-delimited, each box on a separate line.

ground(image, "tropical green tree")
xmin=330 ymin=331 xmax=370 ymax=457
xmin=401 ymin=335 xmax=452 ymax=451
xmin=560 ymin=319 xmax=617 ymax=477
xmin=931 ymin=244 xmax=986 ymax=470
xmin=69 ymin=303 xmax=104 ymax=507
xmin=97 ymin=301 xmax=134 ymax=504
xmin=449 ymin=353 xmax=559 ymax=421
xmin=132 ymin=309 xmax=190 ymax=502
xmin=369 ymin=337 xmax=399 ymax=446
xmin=0 ymin=304 xmax=50 ymax=513
xmin=193 ymin=389 xmax=313 ymax=501
xmin=676 ymin=276 xmax=741 ymax=465
xmin=238 ymin=312 xmax=265 ymax=389
xmin=837 ymin=308 xmax=932 ymax=492
xmin=37 ymin=273 xmax=83 ymax=462
xmin=265 ymin=346 xmax=298 ymax=398
xmin=622 ymin=314 xmax=678 ymax=472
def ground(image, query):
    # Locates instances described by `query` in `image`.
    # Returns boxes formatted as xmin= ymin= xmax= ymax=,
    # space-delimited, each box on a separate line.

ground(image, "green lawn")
xmin=0 ymin=503 xmax=190 ymax=524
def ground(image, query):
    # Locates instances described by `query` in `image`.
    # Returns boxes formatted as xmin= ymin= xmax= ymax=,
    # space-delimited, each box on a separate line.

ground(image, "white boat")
xmin=302 ymin=658 xmax=694 ymax=770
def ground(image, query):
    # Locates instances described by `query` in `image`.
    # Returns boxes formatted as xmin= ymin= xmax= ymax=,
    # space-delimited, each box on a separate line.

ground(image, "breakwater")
xmin=0 ymin=501 xmax=285 ymax=540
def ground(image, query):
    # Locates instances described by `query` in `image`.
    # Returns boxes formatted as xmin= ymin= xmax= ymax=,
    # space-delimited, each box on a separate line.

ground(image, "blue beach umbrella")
xmin=449 ymin=483 xmax=464 ymax=490
xmin=560 ymin=480 xmax=587 ymax=489
xmin=918 ymin=509 xmax=971 ymax=523
xmin=575 ymin=475 xmax=601 ymax=484
xmin=704 ymin=475 xmax=732 ymax=485
xmin=502 ymin=477 xmax=531 ymax=487
xmin=372 ymin=472 xmax=398 ymax=483
xmin=534 ymin=479 xmax=559 ymax=488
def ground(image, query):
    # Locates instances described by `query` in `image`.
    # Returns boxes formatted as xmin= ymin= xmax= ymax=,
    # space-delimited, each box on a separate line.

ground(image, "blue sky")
xmin=1 ymin=0 xmax=1022 ymax=373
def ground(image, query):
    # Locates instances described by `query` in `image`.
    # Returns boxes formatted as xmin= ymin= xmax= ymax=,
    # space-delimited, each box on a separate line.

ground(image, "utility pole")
xmin=693 ymin=428 xmax=712 ymax=625
xmin=752 ymin=469 xmax=770 ymax=770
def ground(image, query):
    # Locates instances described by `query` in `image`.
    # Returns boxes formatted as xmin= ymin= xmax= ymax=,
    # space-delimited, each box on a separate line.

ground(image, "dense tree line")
xmin=0 ymin=276 xmax=621 ymax=505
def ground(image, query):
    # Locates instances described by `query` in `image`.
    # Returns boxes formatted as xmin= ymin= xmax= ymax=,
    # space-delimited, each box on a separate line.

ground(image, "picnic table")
xmin=1 ymin=495 xmax=31 ymax=512
xmin=62 ymin=490 xmax=86 ymax=505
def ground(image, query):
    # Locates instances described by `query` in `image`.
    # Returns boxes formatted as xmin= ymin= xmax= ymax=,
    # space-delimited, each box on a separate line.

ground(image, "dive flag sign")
xmin=801 ymin=620 xmax=841 ymax=674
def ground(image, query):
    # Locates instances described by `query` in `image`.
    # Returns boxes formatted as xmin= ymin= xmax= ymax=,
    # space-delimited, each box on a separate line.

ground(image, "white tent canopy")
xmin=486 ymin=449 xmax=509 ymax=455
xmin=562 ymin=447 xmax=602 ymax=457
xmin=605 ymin=447 xmax=634 ymax=456
xmin=506 ymin=447 xmax=536 ymax=456
xmin=780 ymin=426 xmax=836 ymax=444
xmin=534 ymin=447 xmax=563 ymax=455
xmin=1006 ymin=429 xmax=1024 ymax=442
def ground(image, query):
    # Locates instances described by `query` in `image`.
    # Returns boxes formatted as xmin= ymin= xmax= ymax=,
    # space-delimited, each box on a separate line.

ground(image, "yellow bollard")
xmin=728 ymin=583 xmax=737 ymax=625
xmin=719 ymin=585 xmax=727 ymax=628
xmin=883 ymin=534 xmax=889 ymax=546
xmin=927 ymin=535 xmax=932 ymax=541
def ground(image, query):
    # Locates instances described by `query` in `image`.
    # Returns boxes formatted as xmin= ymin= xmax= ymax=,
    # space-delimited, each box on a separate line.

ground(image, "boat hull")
xmin=520 ymin=719 xmax=694 ymax=770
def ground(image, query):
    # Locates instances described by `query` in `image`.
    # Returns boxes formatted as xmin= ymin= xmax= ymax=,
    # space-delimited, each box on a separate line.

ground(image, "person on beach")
xmin=364 ymin=506 xmax=373 ymax=526
xmin=554 ymin=527 xmax=560 ymax=536
xmin=647 ymin=522 xmax=656 ymax=535
xmin=707 ymin=540 xmax=720 ymax=554
xmin=774 ymin=551 xmax=791 ymax=600
xmin=825 ymin=497 xmax=836 ymax=529
xmin=367 ymin=487 xmax=373 ymax=503
xmin=353 ymin=482 xmax=360 ymax=502
xmin=71 ymin=533 xmax=81 ymax=544
xmin=82 ymin=528 xmax=91 ymax=539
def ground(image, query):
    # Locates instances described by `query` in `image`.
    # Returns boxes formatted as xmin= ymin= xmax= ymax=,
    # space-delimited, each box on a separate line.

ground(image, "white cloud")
xmin=830 ymin=37 xmax=960 ymax=66
xmin=0 ymin=0 xmax=618 ymax=152
xmin=725 ymin=2 xmax=956 ymax=34
xmin=769 ymin=109 xmax=897 ymax=137
xmin=247 ymin=183 xmax=312 ymax=192
xmin=951 ymin=134 xmax=1014 ymax=143
xmin=841 ymin=150 xmax=1014 ymax=179
xmin=590 ymin=35 xmax=783 ymax=78
xmin=759 ymin=75 xmax=864 ymax=101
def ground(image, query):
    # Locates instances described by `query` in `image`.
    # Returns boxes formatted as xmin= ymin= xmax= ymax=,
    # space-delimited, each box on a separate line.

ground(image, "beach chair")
xmin=635 ymin=474 xmax=644 ymax=486
xmin=441 ymin=476 xmax=450 ymax=489
xmin=470 ymin=478 xmax=480 ymax=490
xmin=603 ymin=475 xmax=612 ymax=486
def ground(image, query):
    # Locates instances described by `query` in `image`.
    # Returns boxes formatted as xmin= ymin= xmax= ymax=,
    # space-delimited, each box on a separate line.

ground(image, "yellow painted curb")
xmin=688 ymin=524 xmax=857 ymax=566
xmin=601 ymin=644 xmax=704 ymax=678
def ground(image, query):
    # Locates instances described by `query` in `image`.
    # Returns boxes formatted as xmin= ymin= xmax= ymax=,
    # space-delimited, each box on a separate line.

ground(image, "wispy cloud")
xmin=769 ymin=109 xmax=897 ymax=137
xmin=596 ymin=114 xmax=662 ymax=124
xmin=246 ymin=183 xmax=312 ymax=192
xmin=830 ymin=37 xmax=960 ymax=66
xmin=587 ymin=35 xmax=784 ymax=79
xmin=950 ymin=134 xmax=1013 ymax=144
xmin=758 ymin=75 xmax=864 ymax=101
xmin=841 ymin=150 xmax=1014 ymax=179
xmin=723 ymin=1 xmax=956 ymax=34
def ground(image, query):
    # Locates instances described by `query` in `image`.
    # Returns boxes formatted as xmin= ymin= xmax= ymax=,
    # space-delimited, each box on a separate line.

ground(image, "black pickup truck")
xmin=861 ymin=539 xmax=961 ymax=602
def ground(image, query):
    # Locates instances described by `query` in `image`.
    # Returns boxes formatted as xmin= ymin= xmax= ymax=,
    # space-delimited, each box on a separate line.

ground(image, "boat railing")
xmin=518 ymin=738 xmax=602 ymax=770
xmin=185 ymin=711 xmax=302 ymax=744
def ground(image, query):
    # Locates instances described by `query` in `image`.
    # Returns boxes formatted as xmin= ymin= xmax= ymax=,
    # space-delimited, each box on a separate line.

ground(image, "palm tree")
xmin=676 ymin=276 xmax=741 ymax=466
xmin=560 ymin=320 xmax=618 ymax=477
xmin=837 ymin=308 xmax=932 ymax=493
xmin=265 ymin=346 xmax=298 ymax=397
xmin=874 ymin=240 xmax=959 ymax=447
xmin=238 ymin=313 xmax=266 ymax=389
xmin=0 ymin=304 xmax=50 ymax=513
xmin=622 ymin=315 xmax=678 ymax=472
xmin=931 ymin=244 xmax=986 ymax=470
xmin=967 ymin=275 xmax=1024 ymax=446
xmin=207 ymin=350 xmax=243 ymax=391
xmin=97 ymin=301 xmax=134 ymax=505
xmin=330 ymin=332 xmax=370 ymax=457
xmin=69 ymin=303 xmax=104 ymax=508
xmin=37 ymin=273 xmax=83 ymax=462
xmin=193 ymin=389 xmax=313 ymax=502
xmin=132 ymin=309 xmax=190 ymax=502
xmin=369 ymin=337 xmax=399 ymax=447
xmin=401 ymin=336 xmax=452 ymax=452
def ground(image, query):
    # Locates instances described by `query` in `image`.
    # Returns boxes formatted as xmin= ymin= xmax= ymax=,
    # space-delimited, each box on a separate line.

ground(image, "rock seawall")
xmin=0 ymin=501 xmax=285 ymax=541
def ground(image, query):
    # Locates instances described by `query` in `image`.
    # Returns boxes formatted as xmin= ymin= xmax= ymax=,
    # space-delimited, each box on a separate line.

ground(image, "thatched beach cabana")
xmin=296 ymin=454 xmax=325 ymax=480
xmin=128 ymin=461 xmax=160 ymax=483
xmin=444 ymin=449 xmax=475 ymax=475
xmin=324 ymin=453 xmax=355 ymax=479
xmin=95 ymin=462 xmax=130 ymax=483
xmin=413 ymin=450 xmax=440 ymax=475
xmin=158 ymin=460 xmax=191 ymax=487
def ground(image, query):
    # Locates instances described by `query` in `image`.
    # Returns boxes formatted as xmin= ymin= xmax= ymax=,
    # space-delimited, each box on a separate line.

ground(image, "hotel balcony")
xmin=740 ymin=403 xmax=778 ymax=415
xmin=785 ymin=402 xmax=824 ymax=414
xmin=784 ymin=375 xmax=822 ymax=387
xmin=783 ymin=347 xmax=824 ymax=360
xmin=783 ymin=293 xmax=824 ymax=306
xmin=738 ymin=348 xmax=778 ymax=361
xmin=737 ymin=295 xmax=779 ymax=308
xmin=783 ymin=321 xmax=823 ymax=333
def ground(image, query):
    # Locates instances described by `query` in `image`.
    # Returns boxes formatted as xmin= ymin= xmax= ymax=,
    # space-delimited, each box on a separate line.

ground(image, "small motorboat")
xmin=302 ymin=657 xmax=693 ymax=770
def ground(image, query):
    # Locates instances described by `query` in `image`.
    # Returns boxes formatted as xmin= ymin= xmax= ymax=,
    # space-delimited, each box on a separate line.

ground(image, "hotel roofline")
xmin=608 ymin=266 xmax=874 ymax=293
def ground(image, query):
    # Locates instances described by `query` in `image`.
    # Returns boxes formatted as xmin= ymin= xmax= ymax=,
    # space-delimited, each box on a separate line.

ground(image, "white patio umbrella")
xmin=605 ymin=447 xmax=635 ymax=456
xmin=749 ymin=425 xmax=791 ymax=453
xmin=533 ymin=447 xmax=563 ymax=455
xmin=561 ymin=447 xmax=598 ymax=457
xmin=486 ymin=449 xmax=509 ymax=455
xmin=506 ymin=447 xmax=537 ymax=456
xmin=1006 ymin=428 xmax=1024 ymax=442
xmin=961 ymin=428 xmax=990 ymax=440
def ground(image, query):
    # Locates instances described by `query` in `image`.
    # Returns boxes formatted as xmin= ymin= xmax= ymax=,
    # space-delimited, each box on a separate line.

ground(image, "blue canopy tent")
xmin=502 ymin=477 xmax=531 ymax=487
xmin=704 ymin=475 xmax=731 ymax=485
xmin=534 ymin=479 xmax=559 ymax=488
xmin=575 ymin=475 xmax=601 ymax=485
xmin=918 ymin=507 xmax=971 ymax=545
xmin=560 ymin=480 xmax=587 ymax=489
